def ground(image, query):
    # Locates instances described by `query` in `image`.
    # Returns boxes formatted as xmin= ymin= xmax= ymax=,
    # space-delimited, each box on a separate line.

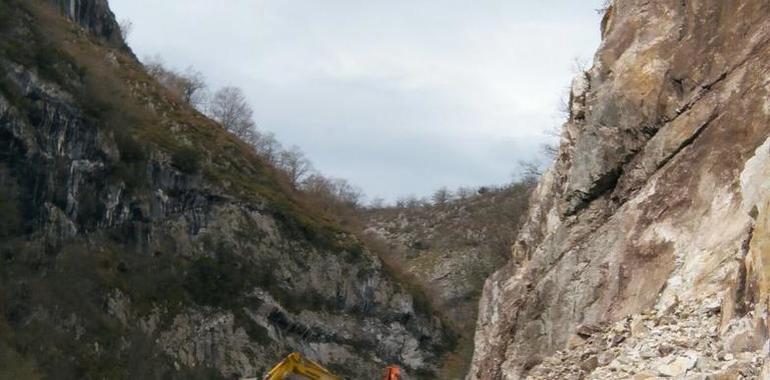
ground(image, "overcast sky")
xmin=110 ymin=0 xmax=605 ymax=202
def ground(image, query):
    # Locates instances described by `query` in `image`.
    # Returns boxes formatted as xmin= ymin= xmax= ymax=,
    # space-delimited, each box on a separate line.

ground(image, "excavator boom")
xmin=262 ymin=352 xmax=341 ymax=380
xmin=262 ymin=352 xmax=403 ymax=380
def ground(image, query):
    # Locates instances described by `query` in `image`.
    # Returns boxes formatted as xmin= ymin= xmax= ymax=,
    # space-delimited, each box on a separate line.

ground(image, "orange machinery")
xmin=381 ymin=365 xmax=402 ymax=380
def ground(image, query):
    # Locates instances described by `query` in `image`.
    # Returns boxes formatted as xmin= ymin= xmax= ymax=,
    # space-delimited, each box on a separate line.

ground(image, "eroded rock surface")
xmin=469 ymin=1 xmax=770 ymax=379
xmin=364 ymin=186 xmax=532 ymax=335
xmin=364 ymin=184 xmax=533 ymax=377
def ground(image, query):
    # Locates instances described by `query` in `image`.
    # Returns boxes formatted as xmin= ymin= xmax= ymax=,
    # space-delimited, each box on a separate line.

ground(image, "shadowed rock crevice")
xmin=654 ymin=110 xmax=719 ymax=171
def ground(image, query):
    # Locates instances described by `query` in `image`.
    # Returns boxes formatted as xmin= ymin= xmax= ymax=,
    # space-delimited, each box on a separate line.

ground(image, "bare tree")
xmin=432 ymin=187 xmax=452 ymax=205
xmin=140 ymin=58 xmax=365 ymax=206
xmin=178 ymin=67 xmax=208 ymax=108
xmin=143 ymin=56 xmax=208 ymax=110
xmin=251 ymin=130 xmax=283 ymax=163
xmin=395 ymin=195 xmax=420 ymax=209
xmin=208 ymin=86 xmax=257 ymax=139
xmin=331 ymin=178 xmax=364 ymax=208
xmin=278 ymin=145 xmax=314 ymax=188
xmin=395 ymin=195 xmax=427 ymax=209
xmin=301 ymin=174 xmax=364 ymax=217
xmin=456 ymin=186 xmax=474 ymax=200
xmin=572 ymin=56 xmax=590 ymax=74
xmin=369 ymin=197 xmax=386 ymax=209
xmin=517 ymin=159 xmax=543 ymax=181
xmin=596 ymin=0 xmax=613 ymax=14
xmin=541 ymin=142 xmax=559 ymax=159
xmin=301 ymin=174 xmax=331 ymax=195
xmin=143 ymin=54 xmax=165 ymax=77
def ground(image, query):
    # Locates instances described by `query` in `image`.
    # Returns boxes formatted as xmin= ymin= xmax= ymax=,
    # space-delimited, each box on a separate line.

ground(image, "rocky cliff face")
xmin=363 ymin=184 xmax=532 ymax=377
xmin=469 ymin=1 xmax=770 ymax=379
xmin=0 ymin=1 xmax=450 ymax=379
xmin=47 ymin=0 xmax=128 ymax=51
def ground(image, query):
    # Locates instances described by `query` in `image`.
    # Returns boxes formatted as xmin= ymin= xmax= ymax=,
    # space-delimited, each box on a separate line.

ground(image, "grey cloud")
xmin=110 ymin=0 xmax=604 ymax=201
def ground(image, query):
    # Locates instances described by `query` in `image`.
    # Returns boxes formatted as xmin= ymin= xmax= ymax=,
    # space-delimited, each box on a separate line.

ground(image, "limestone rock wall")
xmin=469 ymin=1 xmax=770 ymax=378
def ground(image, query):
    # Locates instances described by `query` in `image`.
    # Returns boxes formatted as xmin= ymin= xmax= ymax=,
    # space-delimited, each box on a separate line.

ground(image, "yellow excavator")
xmin=260 ymin=352 xmax=402 ymax=380
xmin=261 ymin=352 xmax=341 ymax=380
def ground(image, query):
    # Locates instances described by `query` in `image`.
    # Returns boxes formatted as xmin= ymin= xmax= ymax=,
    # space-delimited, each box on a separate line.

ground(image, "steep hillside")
xmin=469 ymin=1 xmax=770 ymax=379
xmin=0 ymin=1 xmax=453 ymax=379
xmin=363 ymin=183 xmax=533 ymax=377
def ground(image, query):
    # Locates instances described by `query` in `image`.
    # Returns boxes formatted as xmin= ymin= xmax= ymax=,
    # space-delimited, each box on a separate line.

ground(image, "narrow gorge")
xmin=3 ymin=1 xmax=770 ymax=379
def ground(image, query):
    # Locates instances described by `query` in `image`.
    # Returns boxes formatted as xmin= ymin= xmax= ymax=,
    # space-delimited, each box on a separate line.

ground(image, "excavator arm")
xmin=261 ymin=352 xmax=403 ymax=380
xmin=263 ymin=352 xmax=342 ymax=380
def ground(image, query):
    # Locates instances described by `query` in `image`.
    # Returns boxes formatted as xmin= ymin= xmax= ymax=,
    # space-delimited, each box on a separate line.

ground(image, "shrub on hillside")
xmin=171 ymin=146 xmax=202 ymax=174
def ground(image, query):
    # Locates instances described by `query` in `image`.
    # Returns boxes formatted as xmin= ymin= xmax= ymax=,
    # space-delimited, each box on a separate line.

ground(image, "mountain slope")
xmin=0 ymin=1 xmax=452 ymax=378
xmin=469 ymin=1 xmax=770 ymax=379
xmin=363 ymin=184 xmax=533 ymax=377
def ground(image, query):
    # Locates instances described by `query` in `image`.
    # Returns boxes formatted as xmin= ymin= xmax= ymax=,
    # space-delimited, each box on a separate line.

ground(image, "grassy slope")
xmin=0 ymin=0 xmax=354 ymax=251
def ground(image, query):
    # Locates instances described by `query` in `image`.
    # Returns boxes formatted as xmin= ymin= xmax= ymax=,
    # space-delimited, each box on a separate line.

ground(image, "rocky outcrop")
xmin=47 ymin=0 xmax=129 ymax=50
xmin=0 ymin=1 xmax=449 ymax=379
xmin=364 ymin=184 xmax=532 ymax=377
xmin=364 ymin=186 xmax=532 ymax=333
xmin=469 ymin=1 xmax=770 ymax=379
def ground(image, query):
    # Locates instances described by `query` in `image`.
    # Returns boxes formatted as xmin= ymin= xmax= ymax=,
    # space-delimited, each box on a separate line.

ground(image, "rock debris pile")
xmin=528 ymin=299 xmax=767 ymax=379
